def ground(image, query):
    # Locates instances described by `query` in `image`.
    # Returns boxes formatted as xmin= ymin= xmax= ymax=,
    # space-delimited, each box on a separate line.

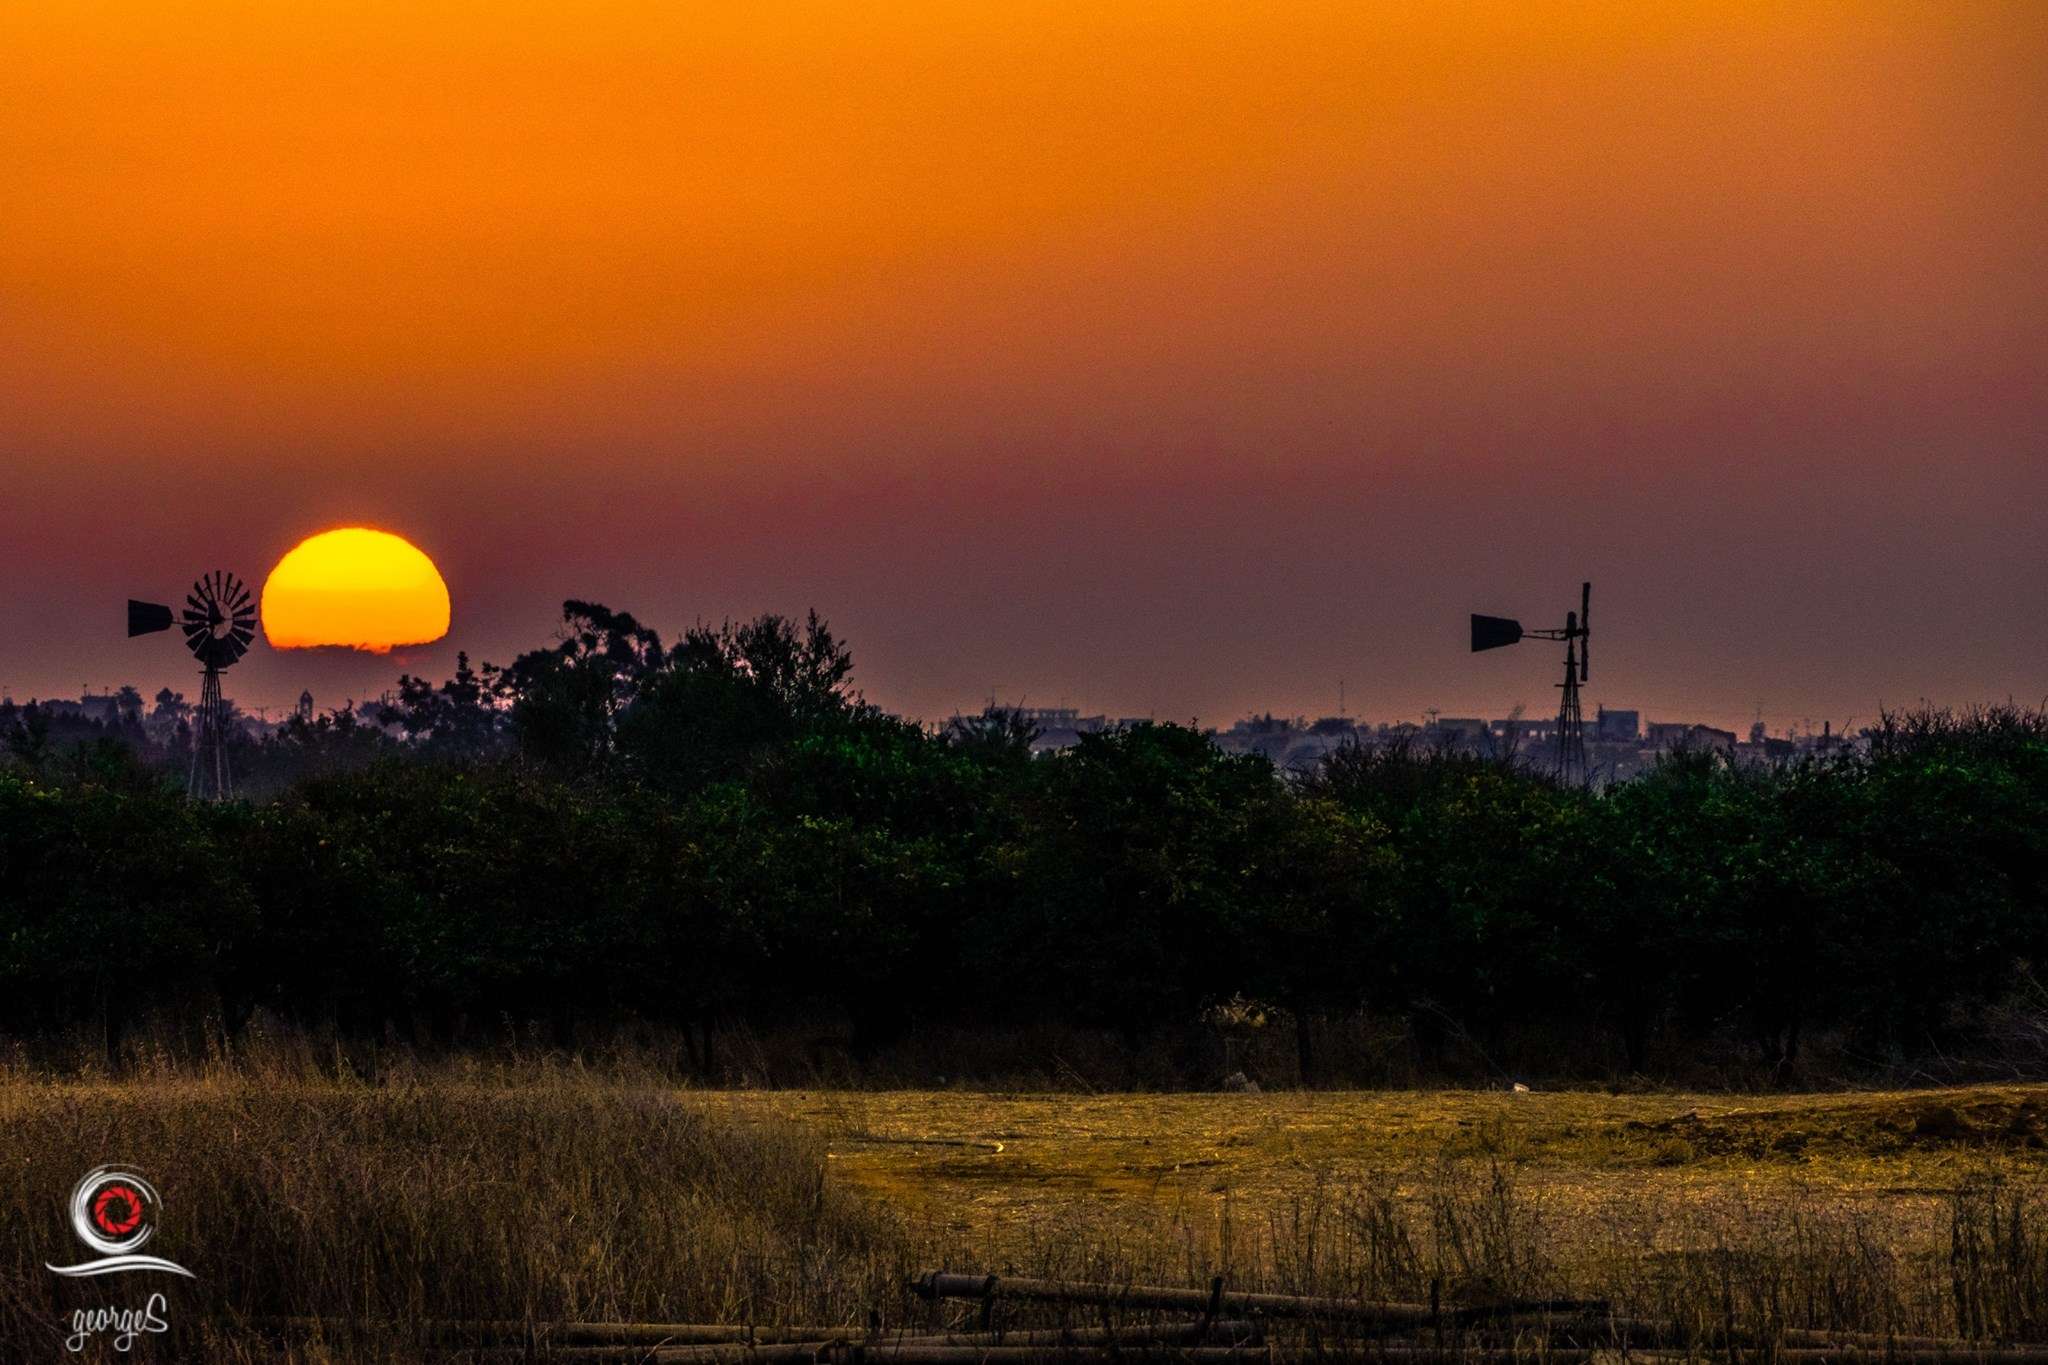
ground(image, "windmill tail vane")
xmin=127 ymin=570 xmax=258 ymax=801
xmin=1469 ymin=580 xmax=1593 ymax=786
xmin=127 ymin=600 xmax=174 ymax=637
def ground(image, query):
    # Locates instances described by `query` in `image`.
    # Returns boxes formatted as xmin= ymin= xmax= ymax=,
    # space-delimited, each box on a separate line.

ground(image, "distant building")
xmin=1734 ymin=734 xmax=1799 ymax=765
xmin=1595 ymin=706 xmax=1640 ymax=742
xmin=950 ymin=691 xmax=1844 ymax=784
xmin=1647 ymin=721 xmax=1737 ymax=751
xmin=1491 ymin=716 xmax=1552 ymax=744
xmin=1211 ymin=714 xmax=1362 ymax=770
xmin=1007 ymin=706 xmax=1079 ymax=731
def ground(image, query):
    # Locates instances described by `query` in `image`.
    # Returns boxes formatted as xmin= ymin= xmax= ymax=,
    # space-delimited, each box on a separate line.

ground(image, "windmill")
xmin=1470 ymin=581 xmax=1591 ymax=785
xmin=128 ymin=571 xmax=257 ymax=800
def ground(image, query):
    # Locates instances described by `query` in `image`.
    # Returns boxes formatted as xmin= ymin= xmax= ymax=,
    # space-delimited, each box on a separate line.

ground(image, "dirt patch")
xmin=1621 ymin=1093 xmax=2048 ymax=1160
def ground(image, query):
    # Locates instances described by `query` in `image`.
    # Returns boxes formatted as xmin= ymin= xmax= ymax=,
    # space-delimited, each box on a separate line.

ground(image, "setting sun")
xmin=261 ymin=528 xmax=451 ymax=653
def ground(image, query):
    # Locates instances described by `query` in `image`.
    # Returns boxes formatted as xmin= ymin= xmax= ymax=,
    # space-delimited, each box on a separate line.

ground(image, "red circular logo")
xmin=91 ymin=1184 xmax=144 ymax=1238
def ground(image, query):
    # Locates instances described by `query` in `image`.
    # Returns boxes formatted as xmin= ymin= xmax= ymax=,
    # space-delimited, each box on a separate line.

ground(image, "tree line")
xmin=3 ymin=602 xmax=2046 ymax=1084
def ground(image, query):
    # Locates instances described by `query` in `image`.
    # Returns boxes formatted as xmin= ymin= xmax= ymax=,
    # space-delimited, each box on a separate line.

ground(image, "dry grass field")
xmin=708 ymin=1085 xmax=2048 ymax=1242
xmin=9 ymin=1062 xmax=2048 ymax=1359
xmin=708 ymin=1084 xmax=2048 ymax=1346
xmin=0 ymin=1060 xmax=909 ymax=1362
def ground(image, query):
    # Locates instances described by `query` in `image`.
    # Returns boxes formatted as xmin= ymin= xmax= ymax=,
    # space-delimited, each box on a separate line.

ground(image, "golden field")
xmin=8 ymin=1063 xmax=2048 ymax=1358
xmin=713 ymin=1085 xmax=2048 ymax=1223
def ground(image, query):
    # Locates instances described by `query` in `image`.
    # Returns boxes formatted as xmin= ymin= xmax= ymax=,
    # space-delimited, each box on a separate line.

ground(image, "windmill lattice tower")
xmin=1469 ymin=581 xmax=1592 ymax=786
xmin=128 ymin=571 xmax=257 ymax=800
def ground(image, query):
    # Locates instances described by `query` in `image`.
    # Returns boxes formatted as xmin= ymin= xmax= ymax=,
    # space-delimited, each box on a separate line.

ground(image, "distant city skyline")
xmin=1 ymin=658 xmax=1985 ymax=745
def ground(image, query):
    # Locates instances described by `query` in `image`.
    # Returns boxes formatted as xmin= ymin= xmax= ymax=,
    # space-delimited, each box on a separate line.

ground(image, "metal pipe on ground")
xmin=910 ymin=1271 xmax=1599 ymax=1330
xmin=461 ymin=1318 xmax=1262 ymax=1362
xmin=483 ymin=1349 xmax=1274 ymax=1365
xmin=913 ymin=1274 xmax=2048 ymax=1358
xmin=898 ymin=1319 xmax=1260 ymax=1348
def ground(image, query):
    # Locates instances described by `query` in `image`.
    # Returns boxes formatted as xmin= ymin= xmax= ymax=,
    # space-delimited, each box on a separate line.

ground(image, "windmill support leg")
xmin=1556 ymin=641 xmax=1586 ymax=786
xmin=191 ymin=666 xmax=233 ymax=801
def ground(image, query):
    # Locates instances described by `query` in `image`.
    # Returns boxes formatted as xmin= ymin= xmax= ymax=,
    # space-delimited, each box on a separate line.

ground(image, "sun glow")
xmin=261 ymin=528 xmax=451 ymax=653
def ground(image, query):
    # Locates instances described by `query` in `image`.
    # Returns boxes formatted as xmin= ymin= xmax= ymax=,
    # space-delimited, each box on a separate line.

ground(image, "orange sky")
xmin=3 ymin=2 xmax=2043 ymax=729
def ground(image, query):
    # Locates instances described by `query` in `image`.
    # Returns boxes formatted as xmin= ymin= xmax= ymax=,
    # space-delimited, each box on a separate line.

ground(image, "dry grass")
xmin=706 ymin=1086 xmax=2048 ymax=1242
xmin=713 ymin=1085 xmax=2048 ymax=1347
xmin=11 ymin=1065 xmax=2048 ymax=1357
xmin=0 ymin=1056 xmax=909 ymax=1362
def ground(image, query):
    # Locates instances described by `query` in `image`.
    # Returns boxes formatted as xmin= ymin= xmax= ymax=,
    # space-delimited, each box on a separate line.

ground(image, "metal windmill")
xmin=1470 ymin=581 xmax=1592 ymax=785
xmin=128 ymin=571 xmax=257 ymax=800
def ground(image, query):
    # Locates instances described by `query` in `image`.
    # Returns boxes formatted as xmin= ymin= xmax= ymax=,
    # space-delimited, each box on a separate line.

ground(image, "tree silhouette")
xmin=385 ymin=652 xmax=502 ymax=758
xmin=491 ymin=601 xmax=665 ymax=770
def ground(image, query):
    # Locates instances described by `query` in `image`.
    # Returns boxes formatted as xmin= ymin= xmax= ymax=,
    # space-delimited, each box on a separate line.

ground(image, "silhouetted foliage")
xmin=617 ymin=610 xmax=859 ymax=794
xmin=384 ymin=651 xmax=502 ymax=758
xmin=5 ymin=606 xmax=2048 ymax=1085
